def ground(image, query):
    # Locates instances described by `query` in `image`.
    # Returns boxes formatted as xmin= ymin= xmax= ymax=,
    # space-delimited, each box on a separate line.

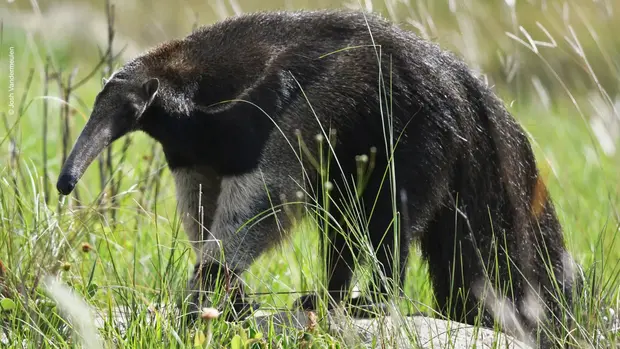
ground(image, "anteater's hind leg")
xmin=344 ymin=175 xmax=414 ymax=318
xmin=293 ymin=190 xmax=359 ymax=312
xmin=419 ymin=204 xmax=490 ymax=326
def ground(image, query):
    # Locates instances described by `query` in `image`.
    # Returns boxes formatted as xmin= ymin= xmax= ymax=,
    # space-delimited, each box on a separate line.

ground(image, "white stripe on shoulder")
xmin=102 ymin=70 xmax=120 ymax=86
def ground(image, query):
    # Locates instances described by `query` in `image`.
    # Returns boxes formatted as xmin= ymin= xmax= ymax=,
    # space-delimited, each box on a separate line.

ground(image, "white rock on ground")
xmin=250 ymin=310 xmax=533 ymax=349
xmin=88 ymin=304 xmax=532 ymax=348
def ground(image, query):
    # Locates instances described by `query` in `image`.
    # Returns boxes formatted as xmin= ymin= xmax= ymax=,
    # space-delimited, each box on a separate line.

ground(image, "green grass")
xmin=1 ymin=0 xmax=620 ymax=348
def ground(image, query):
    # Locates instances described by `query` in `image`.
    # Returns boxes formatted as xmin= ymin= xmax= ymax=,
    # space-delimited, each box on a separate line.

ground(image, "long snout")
xmin=56 ymin=117 xmax=114 ymax=196
xmin=57 ymin=173 xmax=78 ymax=196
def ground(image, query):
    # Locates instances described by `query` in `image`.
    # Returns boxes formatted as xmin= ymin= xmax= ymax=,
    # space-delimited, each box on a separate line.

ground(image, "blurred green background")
xmin=3 ymin=0 xmax=620 ymax=102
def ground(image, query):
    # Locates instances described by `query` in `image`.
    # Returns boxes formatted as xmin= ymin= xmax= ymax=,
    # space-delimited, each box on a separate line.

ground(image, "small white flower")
xmin=324 ymin=181 xmax=333 ymax=191
xmin=200 ymin=307 xmax=220 ymax=320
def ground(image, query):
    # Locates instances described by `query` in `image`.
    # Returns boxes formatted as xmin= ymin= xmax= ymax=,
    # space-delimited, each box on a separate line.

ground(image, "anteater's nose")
xmin=56 ymin=174 xmax=77 ymax=195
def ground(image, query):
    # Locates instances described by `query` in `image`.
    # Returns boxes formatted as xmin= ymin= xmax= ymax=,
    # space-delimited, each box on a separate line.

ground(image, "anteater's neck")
xmin=140 ymin=101 xmax=273 ymax=176
xmin=134 ymin=40 xmax=283 ymax=175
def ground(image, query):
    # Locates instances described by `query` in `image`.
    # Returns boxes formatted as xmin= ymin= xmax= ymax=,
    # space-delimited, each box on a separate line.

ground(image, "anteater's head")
xmin=56 ymin=71 xmax=159 ymax=195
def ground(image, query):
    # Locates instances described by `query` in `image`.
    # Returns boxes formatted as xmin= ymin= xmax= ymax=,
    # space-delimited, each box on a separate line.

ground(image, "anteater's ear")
xmin=102 ymin=77 xmax=108 ymax=87
xmin=143 ymin=78 xmax=159 ymax=106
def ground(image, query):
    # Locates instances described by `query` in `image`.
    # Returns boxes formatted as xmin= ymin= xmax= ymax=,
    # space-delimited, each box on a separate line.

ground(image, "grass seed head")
xmin=81 ymin=242 xmax=93 ymax=253
xmin=61 ymin=262 xmax=72 ymax=271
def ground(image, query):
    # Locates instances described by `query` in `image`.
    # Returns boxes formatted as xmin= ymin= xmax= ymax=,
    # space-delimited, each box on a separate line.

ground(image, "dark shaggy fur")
xmin=57 ymin=10 xmax=577 ymax=347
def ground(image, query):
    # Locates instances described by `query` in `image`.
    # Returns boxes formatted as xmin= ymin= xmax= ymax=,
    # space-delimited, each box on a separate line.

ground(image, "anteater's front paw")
xmin=291 ymin=293 xmax=387 ymax=318
xmin=292 ymin=292 xmax=328 ymax=312
xmin=178 ymin=288 xmax=260 ymax=324
xmin=228 ymin=296 xmax=261 ymax=321
xmin=346 ymin=296 xmax=388 ymax=318
xmin=179 ymin=261 xmax=260 ymax=324
xmin=176 ymin=288 xmax=207 ymax=326
xmin=292 ymin=292 xmax=346 ymax=314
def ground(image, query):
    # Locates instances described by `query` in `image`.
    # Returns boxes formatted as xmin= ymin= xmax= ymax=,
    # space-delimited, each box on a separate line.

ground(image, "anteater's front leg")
xmin=171 ymin=167 xmax=221 ymax=256
xmin=185 ymin=169 xmax=298 ymax=320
